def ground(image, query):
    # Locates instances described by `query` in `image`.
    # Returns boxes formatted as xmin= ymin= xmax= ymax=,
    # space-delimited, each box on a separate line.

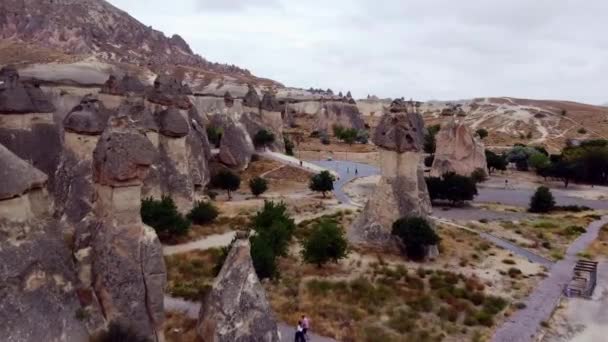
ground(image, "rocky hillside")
xmin=0 ymin=0 xmax=280 ymax=89
xmin=360 ymin=97 xmax=608 ymax=152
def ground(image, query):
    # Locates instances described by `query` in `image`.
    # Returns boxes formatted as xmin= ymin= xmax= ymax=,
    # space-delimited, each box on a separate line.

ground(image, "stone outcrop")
xmin=147 ymin=75 xmax=192 ymax=110
xmin=198 ymin=238 xmax=281 ymax=342
xmin=431 ymin=119 xmax=488 ymax=177
xmin=0 ymin=66 xmax=62 ymax=193
xmin=0 ymin=143 xmax=92 ymax=342
xmin=287 ymin=100 xmax=366 ymax=133
xmin=54 ymin=95 xmax=111 ymax=224
xmin=351 ymin=100 xmax=432 ymax=246
xmin=101 ymin=74 xmax=147 ymax=96
xmin=243 ymin=84 xmax=261 ymax=108
xmin=74 ymin=117 xmax=166 ymax=342
xmin=224 ymin=91 xmax=235 ymax=107
xmin=219 ymin=119 xmax=255 ymax=171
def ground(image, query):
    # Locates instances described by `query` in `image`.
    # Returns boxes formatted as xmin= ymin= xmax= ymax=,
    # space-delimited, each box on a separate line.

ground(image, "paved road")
xmin=309 ymin=160 xmax=380 ymax=205
xmin=477 ymin=188 xmax=608 ymax=210
xmin=492 ymin=216 xmax=608 ymax=342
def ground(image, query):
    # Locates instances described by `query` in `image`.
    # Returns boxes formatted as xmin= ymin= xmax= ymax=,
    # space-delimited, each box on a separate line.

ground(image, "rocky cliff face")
xmin=431 ymin=119 xmax=488 ymax=177
xmin=0 ymin=143 xmax=93 ymax=342
xmin=286 ymin=99 xmax=366 ymax=133
xmin=351 ymin=99 xmax=432 ymax=247
xmin=198 ymin=238 xmax=281 ymax=342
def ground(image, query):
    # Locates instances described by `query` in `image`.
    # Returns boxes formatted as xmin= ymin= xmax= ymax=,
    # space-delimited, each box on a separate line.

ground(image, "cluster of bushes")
xmin=485 ymin=150 xmax=508 ymax=174
xmin=426 ymin=172 xmax=478 ymax=205
xmin=284 ymin=137 xmax=295 ymax=156
xmin=332 ymin=124 xmax=368 ymax=144
xmin=206 ymin=126 xmax=222 ymax=148
xmin=141 ymin=196 xmax=220 ymax=241
xmin=392 ymin=217 xmax=440 ymax=261
xmin=249 ymin=201 xmax=296 ymax=279
xmin=423 ymin=124 xmax=441 ymax=155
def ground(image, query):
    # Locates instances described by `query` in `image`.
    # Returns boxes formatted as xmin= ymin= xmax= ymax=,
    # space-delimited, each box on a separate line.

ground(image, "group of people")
xmin=294 ymin=315 xmax=310 ymax=342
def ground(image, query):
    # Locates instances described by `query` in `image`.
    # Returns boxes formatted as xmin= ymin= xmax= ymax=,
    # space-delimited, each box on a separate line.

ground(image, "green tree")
xmin=187 ymin=201 xmax=219 ymax=225
xmin=250 ymin=234 xmax=277 ymax=280
xmin=141 ymin=196 xmax=190 ymax=240
xmin=392 ymin=217 xmax=440 ymax=261
xmin=93 ymin=323 xmax=151 ymax=342
xmin=302 ymin=220 xmax=349 ymax=267
xmin=424 ymin=131 xmax=437 ymax=154
xmin=470 ymin=168 xmax=488 ymax=184
xmin=206 ymin=127 xmax=222 ymax=148
xmin=486 ymin=150 xmax=508 ymax=173
xmin=212 ymin=170 xmax=241 ymax=200
xmin=444 ymin=173 xmax=478 ymax=204
xmin=529 ymin=186 xmax=556 ymax=213
xmin=309 ymin=171 xmax=336 ymax=197
xmin=249 ymin=176 xmax=268 ymax=198
xmin=476 ymin=128 xmax=489 ymax=140
xmin=339 ymin=128 xmax=359 ymax=145
xmin=284 ymin=137 xmax=295 ymax=156
xmin=529 ymin=153 xmax=550 ymax=170
xmin=253 ymin=129 xmax=275 ymax=149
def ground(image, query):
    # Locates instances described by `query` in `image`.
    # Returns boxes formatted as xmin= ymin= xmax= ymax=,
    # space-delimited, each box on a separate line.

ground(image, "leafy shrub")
xmin=302 ymin=220 xmax=349 ymax=267
xmin=206 ymin=126 xmax=222 ymax=148
xmin=250 ymin=234 xmax=277 ymax=280
xmin=187 ymin=201 xmax=219 ymax=225
xmin=562 ymin=225 xmax=586 ymax=237
xmin=529 ymin=186 xmax=556 ymax=213
xmin=486 ymin=150 xmax=508 ymax=173
xmin=309 ymin=170 xmax=335 ymax=197
xmin=141 ymin=196 xmax=190 ymax=240
xmin=253 ymin=129 xmax=275 ymax=148
xmin=284 ymin=137 xmax=295 ymax=156
xmin=249 ymin=176 xmax=268 ymax=198
xmin=92 ymin=323 xmax=151 ymax=342
xmin=578 ymin=128 xmax=588 ymax=134
xmin=426 ymin=172 xmax=478 ymax=205
xmin=320 ymin=136 xmax=330 ymax=145
xmin=392 ymin=217 xmax=440 ymax=261
xmin=470 ymin=168 xmax=488 ymax=184
xmin=476 ymin=128 xmax=488 ymax=140
xmin=211 ymin=170 xmax=241 ymax=200
xmin=555 ymin=205 xmax=591 ymax=212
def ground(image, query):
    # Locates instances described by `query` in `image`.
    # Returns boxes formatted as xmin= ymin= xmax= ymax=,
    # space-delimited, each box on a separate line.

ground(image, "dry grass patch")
xmin=582 ymin=224 xmax=608 ymax=259
xmin=164 ymin=311 xmax=201 ymax=342
xmin=165 ymin=249 xmax=224 ymax=301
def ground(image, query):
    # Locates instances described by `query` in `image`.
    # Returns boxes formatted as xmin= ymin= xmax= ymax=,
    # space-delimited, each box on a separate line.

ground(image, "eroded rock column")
xmin=351 ymin=99 xmax=432 ymax=246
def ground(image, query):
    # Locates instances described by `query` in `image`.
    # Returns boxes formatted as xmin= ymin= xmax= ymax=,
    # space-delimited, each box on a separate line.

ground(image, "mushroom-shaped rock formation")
xmin=101 ymin=74 xmax=147 ymax=96
xmin=0 ymin=143 xmax=93 ymax=342
xmin=147 ymin=75 xmax=192 ymax=109
xmin=224 ymin=91 xmax=235 ymax=108
xmin=116 ymin=96 xmax=158 ymax=133
xmin=0 ymin=143 xmax=47 ymax=201
xmin=76 ymin=118 xmax=166 ymax=342
xmin=261 ymin=92 xmax=279 ymax=112
xmin=219 ymin=119 xmax=255 ymax=171
xmin=351 ymin=102 xmax=432 ymax=247
xmin=157 ymin=106 xmax=190 ymax=138
xmin=242 ymin=84 xmax=261 ymax=109
xmin=0 ymin=66 xmax=55 ymax=114
xmin=55 ymin=95 xmax=114 ymax=225
xmin=0 ymin=67 xmax=61 ymax=193
xmin=431 ymin=119 xmax=488 ymax=177
xmin=63 ymin=95 xmax=111 ymax=135
xmin=198 ymin=238 xmax=281 ymax=342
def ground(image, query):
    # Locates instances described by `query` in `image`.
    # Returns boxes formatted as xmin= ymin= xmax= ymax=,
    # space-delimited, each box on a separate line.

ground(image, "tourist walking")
xmin=302 ymin=315 xmax=310 ymax=340
xmin=294 ymin=321 xmax=305 ymax=342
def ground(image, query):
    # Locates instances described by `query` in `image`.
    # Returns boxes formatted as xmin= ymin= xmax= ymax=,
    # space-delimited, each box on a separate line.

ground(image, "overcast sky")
xmin=109 ymin=0 xmax=608 ymax=104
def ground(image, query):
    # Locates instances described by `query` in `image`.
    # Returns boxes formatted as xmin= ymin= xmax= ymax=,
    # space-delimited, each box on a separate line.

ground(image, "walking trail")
xmin=492 ymin=216 xmax=608 ymax=342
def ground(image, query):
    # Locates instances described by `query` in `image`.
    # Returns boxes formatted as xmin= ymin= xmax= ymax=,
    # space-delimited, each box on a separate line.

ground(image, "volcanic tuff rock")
xmin=0 ymin=67 xmax=62 ymax=192
xmin=54 ymin=95 xmax=111 ymax=224
xmin=74 ymin=118 xmax=166 ymax=341
xmin=431 ymin=119 xmax=488 ymax=177
xmin=198 ymin=238 xmax=281 ymax=342
xmin=286 ymin=100 xmax=366 ymax=133
xmin=243 ymin=84 xmax=261 ymax=108
xmin=157 ymin=106 xmax=190 ymax=138
xmin=101 ymin=74 xmax=146 ymax=96
xmin=0 ymin=144 xmax=92 ymax=342
xmin=219 ymin=119 xmax=255 ymax=171
xmin=240 ymin=110 xmax=285 ymax=152
xmin=351 ymin=101 xmax=432 ymax=247
xmin=147 ymin=75 xmax=193 ymax=110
